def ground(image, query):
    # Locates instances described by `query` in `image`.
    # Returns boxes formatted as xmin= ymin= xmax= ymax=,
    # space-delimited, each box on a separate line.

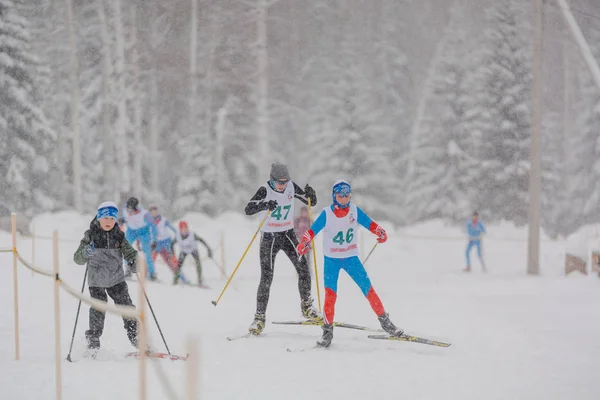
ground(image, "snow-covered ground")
xmin=1 ymin=212 xmax=599 ymax=399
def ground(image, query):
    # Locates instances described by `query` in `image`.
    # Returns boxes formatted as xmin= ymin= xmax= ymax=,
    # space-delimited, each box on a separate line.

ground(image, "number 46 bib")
xmin=323 ymin=204 xmax=359 ymax=258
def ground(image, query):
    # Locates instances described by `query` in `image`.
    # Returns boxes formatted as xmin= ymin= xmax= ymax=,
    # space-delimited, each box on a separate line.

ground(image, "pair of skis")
xmin=227 ymin=319 xmax=451 ymax=348
xmin=273 ymin=319 xmax=451 ymax=348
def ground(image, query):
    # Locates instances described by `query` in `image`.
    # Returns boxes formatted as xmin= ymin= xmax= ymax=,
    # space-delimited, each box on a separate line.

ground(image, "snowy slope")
xmin=1 ymin=212 xmax=599 ymax=400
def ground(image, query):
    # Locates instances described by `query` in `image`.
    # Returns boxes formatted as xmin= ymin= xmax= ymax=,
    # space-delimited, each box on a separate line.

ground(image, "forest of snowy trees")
xmin=1 ymin=0 xmax=599 ymax=237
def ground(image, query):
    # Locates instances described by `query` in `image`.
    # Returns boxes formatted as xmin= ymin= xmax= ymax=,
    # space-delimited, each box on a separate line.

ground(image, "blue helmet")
xmin=332 ymin=180 xmax=352 ymax=209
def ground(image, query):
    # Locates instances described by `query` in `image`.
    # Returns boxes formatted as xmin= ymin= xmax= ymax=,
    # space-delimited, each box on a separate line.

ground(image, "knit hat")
xmin=179 ymin=221 xmax=188 ymax=230
xmin=270 ymin=162 xmax=290 ymax=181
xmin=97 ymin=201 xmax=119 ymax=221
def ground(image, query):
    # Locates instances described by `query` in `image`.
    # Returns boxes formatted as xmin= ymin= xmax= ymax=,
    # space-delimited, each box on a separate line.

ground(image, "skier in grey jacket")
xmin=74 ymin=201 xmax=139 ymax=352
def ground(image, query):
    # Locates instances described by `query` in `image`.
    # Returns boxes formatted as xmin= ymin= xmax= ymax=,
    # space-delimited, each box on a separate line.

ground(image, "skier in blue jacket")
xmin=123 ymin=197 xmax=158 ymax=280
xmin=465 ymin=211 xmax=486 ymax=272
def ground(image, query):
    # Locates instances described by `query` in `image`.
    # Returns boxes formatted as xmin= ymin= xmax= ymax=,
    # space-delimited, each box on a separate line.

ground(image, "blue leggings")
xmin=324 ymin=256 xmax=372 ymax=295
xmin=323 ymin=256 xmax=384 ymax=324
xmin=466 ymin=240 xmax=483 ymax=267
xmin=126 ymin=226 xmax=155 ymax=276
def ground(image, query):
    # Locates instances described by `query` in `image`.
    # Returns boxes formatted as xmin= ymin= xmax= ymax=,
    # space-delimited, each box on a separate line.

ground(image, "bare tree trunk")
xmin=215 ymin=97 xmax=231 ymax=210
xmin=528 ymin=0 xmax=543 ymax=275
xmin=189 ymin=0 xmax=198 ymax=139
xmin=150 ymin=74 xmax=159 ymax=195
xmin=256 ymin=0 xmax=270 ymax=180
xmin=130 ymin=3 xmax=143 ymax=199
xmin=65 ymin=0 xmax=81 ymax=211
xmin=97 ymin=0 xmax=116 ymax=200
xmin=202 ymin=4 xmax=218 ymax=153
xmin=114 ymin=0 xmax=130 ymax=199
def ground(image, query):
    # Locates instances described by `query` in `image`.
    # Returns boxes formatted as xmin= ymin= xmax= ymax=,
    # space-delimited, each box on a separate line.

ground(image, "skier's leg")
xmin=465 ymin=241 xmax=474 ymax=271
xmin=249 ymin=233 xmax=278 ymax=334
xmin=191 ymin=250 xmax=203 ymax=284
xmin=255 ymin=233 xmax=277 ymax=316
xmin=282 ymin=231 xmax=313 ymax=310
xmin=86 ymin=287 xmax=107 ymax=348
xmin=322 ymin=257 xmax=343 ymax=324
xmin=476 ymin=241 xmax=486 ymax=271
xmin=124 ymin=229 xmax=140 ymax=276
xmin=317 ymin=257 xmax=342 ymax=347
xmin=343 ymin=256 xmax=403 ymax=336
xmin=342 ymin=256 xmax=384 ymax=315
xmin=174 ymin=252 xmax=187 ymax=284
xmin=139 ymin=229 xmax=156 ymax=278
xmin=106 ymin=282 xmax=138 ymax=347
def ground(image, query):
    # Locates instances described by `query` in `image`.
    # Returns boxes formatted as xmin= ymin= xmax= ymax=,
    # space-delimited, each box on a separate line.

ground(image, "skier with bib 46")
xmin=244 ymin=162 xmax=320 ymax=335
xmin=297 ymin=180 xmax=403 ymax=348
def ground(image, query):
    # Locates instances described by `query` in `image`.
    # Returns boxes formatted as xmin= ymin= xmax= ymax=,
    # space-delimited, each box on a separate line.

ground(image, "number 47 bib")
xmin=262 ymin=183 xmax=295 ymax=233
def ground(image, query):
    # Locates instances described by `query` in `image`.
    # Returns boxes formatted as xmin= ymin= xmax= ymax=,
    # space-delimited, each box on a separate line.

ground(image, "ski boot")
xmin=301 ymin=298 xmax=321 ymax=321
xmin=85 ymin=331 xmax=100 ymax=359
xmin=463 ymin=265 xmax=471 ymax=273
xmin=248 ymin=313 xmax=266 ymax=335
xmin=316 ymin=324 xmax=333 ymax=348
xmin=378 ymin=312 xmax=404 ymax=337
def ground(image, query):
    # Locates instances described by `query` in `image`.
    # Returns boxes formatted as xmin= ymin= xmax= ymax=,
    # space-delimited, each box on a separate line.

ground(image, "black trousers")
xmin=255 ymin=230 xmax=311 ymax=315
xmin=86 ymin=281 xmax=137 ymax=342
xmin=177 ymin=250 xmax=202 ymax=283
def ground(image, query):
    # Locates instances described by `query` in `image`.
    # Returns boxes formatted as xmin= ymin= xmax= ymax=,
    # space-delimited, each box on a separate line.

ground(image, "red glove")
xmin=374 ymin=226 xmax=387 ymax=243
xmin=296 ymin=231 xmax=313 ymax=255
xmin=297 ymin=239 xmax=310 ymax=256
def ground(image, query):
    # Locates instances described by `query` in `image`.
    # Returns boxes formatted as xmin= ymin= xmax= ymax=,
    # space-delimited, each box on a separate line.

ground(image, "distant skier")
xmin=294 ymin=206 xmax=313 ymax=270
xmin=73 ymin=201 xmax=139 ymax=355
xmin=297 ymin=180 xmax=403 ymax=348
xmin=171 ymin=221 xmax=213 ymax=286
xmin=464 ymin=211 xmax=486 ymax=272
xmin=122 ymin=197 xmax=158 ymax=280
xmin=244 ymin=161 xmax=320 ymax=335
xmin=149 ymin=204 xmax=190 ymax=284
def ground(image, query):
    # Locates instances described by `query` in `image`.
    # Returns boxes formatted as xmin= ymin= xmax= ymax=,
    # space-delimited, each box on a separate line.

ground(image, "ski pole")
xmin=307 ymin=198 xmax=322 ymax=312
xmin=136 ymin=272 xmax=171 ymax=355
xmin=212 ymin=210 xmax=271 ymax=307
xmin=66 ymin=266 xmax=88 ymax=362
xmin=362 ymin=242 xmax=379 ymax=266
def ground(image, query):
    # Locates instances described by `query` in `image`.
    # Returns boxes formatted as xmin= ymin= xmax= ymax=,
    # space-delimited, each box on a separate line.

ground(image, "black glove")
xmin=151 ymin=242 xmax=157 ymax=251
xmin=304 ymin=184 xmax=317 ymax=204
xmin=128 ymin=260 xmax=138 ymax=274
xmin=266 ymin=200 xmax=278 ymax=211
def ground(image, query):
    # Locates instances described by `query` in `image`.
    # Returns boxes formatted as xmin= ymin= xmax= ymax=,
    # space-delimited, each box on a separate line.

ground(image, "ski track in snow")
xmin=1 ymin=212 xmax=599 ymax=399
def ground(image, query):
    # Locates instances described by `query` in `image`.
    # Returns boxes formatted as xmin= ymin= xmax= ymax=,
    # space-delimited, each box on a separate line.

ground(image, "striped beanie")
xmin=97 ymin=201 xmax=119 ymax=221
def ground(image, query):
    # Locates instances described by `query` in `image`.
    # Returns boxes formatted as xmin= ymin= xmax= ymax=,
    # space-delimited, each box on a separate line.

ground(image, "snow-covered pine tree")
xmin=566 ymin=26 xmax=600 ymax=229
xmin=472 ymin=0 xmax=533 ymax=224
xmin=403 ymin=0 xmax=480 ymax=223
xmin=77 ymin=1 xmax=106 ymax=210
xmin=0 ymin=0 xmax=56 ymax=214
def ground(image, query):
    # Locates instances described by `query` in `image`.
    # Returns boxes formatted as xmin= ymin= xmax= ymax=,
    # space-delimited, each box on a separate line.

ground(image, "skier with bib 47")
xmin=244 ymin=162 xmax=320 ymax=335
xmin=297 ymin=180 xmax=403 ymax=348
